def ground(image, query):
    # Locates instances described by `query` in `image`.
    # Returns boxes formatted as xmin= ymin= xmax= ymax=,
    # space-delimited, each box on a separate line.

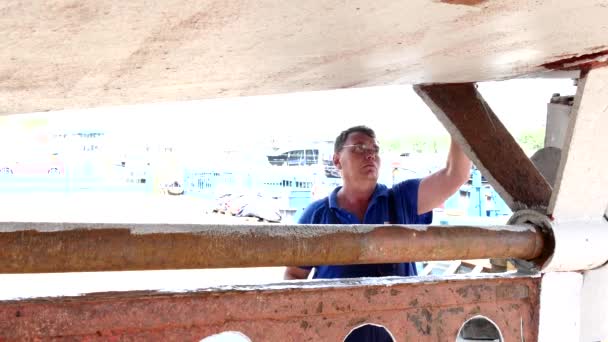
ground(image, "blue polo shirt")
xmin=298 ymin=179 xmax=432 ymax=279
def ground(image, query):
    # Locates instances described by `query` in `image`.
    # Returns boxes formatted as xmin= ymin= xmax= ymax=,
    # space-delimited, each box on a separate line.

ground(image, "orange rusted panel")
xmin=0 ymin=274 xmax=540 ymax=341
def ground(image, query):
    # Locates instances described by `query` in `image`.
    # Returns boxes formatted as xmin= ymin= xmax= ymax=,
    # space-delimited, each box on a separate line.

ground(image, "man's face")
xmin=333 ymin=131 xmax=381 ymax=184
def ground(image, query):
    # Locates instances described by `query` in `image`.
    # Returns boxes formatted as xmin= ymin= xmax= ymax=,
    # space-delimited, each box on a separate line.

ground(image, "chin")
xmin=366 ymin=173 xmax=379 ymax=181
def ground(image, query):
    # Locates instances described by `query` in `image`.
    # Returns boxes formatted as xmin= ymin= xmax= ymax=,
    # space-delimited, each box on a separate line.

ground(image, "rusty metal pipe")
xmin=0 ymin=222 xmax=545 ymax=273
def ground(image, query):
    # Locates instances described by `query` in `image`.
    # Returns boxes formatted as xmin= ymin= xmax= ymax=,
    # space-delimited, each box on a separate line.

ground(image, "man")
xmin=284 ymin=125 xmax=471 ymax=280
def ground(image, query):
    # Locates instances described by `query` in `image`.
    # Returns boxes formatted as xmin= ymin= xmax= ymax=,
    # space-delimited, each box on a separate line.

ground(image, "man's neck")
xmin=337 ymin=182 xmax=376 ymax=221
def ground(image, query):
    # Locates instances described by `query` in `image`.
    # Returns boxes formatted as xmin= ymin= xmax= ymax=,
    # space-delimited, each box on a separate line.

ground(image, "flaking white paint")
xmin=0 ymin=222 xmax=533 ymax=236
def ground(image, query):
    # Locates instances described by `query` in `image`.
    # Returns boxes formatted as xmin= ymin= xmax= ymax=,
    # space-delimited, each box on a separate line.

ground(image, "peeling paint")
xmin=0 ymin=276 xmax=536 ymax=339
xmin=363 ymin=288 xmax=379 ymax=303
xmin=447 ymin=307 xmax=464 ymax=314
xmin=496 ymin=284 xmax=529 ymax=300
xmin=439 ymin=0 xmax=486 ymax=6
xmin=0 ymin=222 xmax=544 ymax=273
xmin=542 ymin=48 xmax=608 ymax=71
xmin=0 ymin=221 xmax=537 ymax=234
xmin=347 ymin=317 xmax=367 ymax=327
xmin=408 ymin=308 xmax=433 ymax=335
xmin=0 ymin=273 xmax=540 ymax=301
xmin=456 ymin=285 xmax=492 ymax=301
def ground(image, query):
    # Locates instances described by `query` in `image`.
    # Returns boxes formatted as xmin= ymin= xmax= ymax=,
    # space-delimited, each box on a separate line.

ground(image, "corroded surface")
xmin=2 ymin=0 xmax=608 ymax=114
xmin=415 ymin=83 xmax=553 ymax=211
xmin=0 ymin=222 xmax=544 ymax=273
xmin=0 ymin=275 xmax=541 ymax=340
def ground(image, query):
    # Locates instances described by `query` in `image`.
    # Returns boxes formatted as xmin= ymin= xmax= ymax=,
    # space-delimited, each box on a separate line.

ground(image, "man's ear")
xmin=333 ymin=153 xmax=341 ymax=170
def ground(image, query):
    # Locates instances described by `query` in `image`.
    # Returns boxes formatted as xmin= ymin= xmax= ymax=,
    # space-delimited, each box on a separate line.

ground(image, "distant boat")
xmin=167 ymin=181 xmax=184 ymax=196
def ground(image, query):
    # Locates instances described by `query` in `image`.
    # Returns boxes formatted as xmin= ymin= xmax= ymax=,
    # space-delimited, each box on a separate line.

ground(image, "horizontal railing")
xmin=0 ymin=222 xmax=545 ymax=273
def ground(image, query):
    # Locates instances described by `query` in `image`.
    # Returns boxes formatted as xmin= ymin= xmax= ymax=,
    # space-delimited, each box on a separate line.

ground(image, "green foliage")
xmin=381 ymin=135 xmax=450 ymax=154
xmin=516 ymin=128 xmax=545 ymax=154
xmin=382 ymin=128 xmax=545 ymax=156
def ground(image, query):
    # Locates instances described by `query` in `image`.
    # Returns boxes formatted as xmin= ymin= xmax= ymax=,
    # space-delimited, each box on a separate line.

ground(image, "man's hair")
xmin=334 ymin=125 xmax=376 ymax=153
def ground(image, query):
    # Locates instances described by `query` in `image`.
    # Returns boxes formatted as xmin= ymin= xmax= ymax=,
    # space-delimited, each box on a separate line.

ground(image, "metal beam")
xmin=414 ymin=83 xmax=552 ymax=211
xmin=0 ymin=222 xmax=544 ymax=273
xmin=549 ymin=66 xmax=608 ymax=221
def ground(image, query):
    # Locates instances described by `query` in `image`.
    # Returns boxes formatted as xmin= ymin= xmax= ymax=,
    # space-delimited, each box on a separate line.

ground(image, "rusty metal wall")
xmin=0 ymin=275 xmax=540 ymax=341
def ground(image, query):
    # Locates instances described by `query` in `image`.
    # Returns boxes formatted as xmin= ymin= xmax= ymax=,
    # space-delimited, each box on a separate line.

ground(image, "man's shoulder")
xmin=390 ymin=178 xmax=423 ymax=210
xmin=308 ymin=197 xmax=329 ymax=210
xmin=391 ymin=178 xmax=422 ymax=198
xmin=298 ymin=197 xmax=330 ymax=224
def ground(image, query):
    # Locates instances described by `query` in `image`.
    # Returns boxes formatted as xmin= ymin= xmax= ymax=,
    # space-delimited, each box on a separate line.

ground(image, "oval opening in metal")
xmin=200 ymin=331 xmax=251 ymax=342
xmin=456 ymin=315 xmax=503 ymax=342
xmin=344 ymin=323 xmax=395 ymax=342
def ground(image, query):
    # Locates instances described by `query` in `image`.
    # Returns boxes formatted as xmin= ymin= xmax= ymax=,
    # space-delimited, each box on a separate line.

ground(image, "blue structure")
xmin=184 ymin=167 xmax=326 ymax=222
xmin=438 ymin=169 xmax=511 ymax=225
xmin=183 ymin=167 xmax=511 ymax=223
xmin=467 ymin=168 xmax=486 ymax=217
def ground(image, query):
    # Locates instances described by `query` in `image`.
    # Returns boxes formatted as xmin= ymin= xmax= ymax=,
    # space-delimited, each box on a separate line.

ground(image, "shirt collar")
xmin=328 ymin=184 xmax=390 ymax=209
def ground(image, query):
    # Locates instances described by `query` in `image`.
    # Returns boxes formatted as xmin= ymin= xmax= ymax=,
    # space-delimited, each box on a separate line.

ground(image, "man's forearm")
xmin=284 ymin=266 xmax=311 ymax=280
xmin=446 ymin=138 xmax=472 ymax=184
xmin=417 ymin=138 xmax=472 ymax=214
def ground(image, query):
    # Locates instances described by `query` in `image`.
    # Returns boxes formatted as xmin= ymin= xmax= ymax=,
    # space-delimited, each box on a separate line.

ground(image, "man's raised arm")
xmin=417 ymin=138 xmax=472 ymax=215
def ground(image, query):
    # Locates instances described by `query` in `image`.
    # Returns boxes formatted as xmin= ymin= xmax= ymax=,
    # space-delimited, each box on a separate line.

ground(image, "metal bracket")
xmin=507 ymin=210 xmax=555 ymax=274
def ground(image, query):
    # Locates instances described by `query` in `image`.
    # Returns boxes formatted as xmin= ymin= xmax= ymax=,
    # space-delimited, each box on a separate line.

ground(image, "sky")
xmin=0 ymin=78 xmax=577 ymax=152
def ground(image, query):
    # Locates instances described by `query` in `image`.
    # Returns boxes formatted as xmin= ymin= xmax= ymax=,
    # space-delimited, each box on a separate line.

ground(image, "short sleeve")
xmin=392 ymin=178 xmax=433 ymax=224
xmin=297 ymin=198 xmax=326 ymax=224
xmin=296 ymin=198 xmax=328 ymax=271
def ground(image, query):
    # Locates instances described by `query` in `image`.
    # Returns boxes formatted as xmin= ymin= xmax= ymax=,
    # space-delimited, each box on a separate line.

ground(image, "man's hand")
xmin=284 ymin=266 xmax=311 ymax=280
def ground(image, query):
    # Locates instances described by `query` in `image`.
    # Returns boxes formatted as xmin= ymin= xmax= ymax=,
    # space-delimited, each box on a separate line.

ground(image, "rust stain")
xmin=440 ymin=0 xmax=487 ymax=6
xmin=348 ymin=317 xmax=367 ymax=327
xmin=0 ymin=276 xmax=541 ymax=340
xmin=542 ymin=48 xmax=608 ymax=71
xmin=496 ymin=284 xmax=529 ymax=300
xmin=363 ymin=288 xmax=379 ymax=303
xmin=0 ymin=222 xmax=544 ymax=273
xmin=468 ymin=305 xmax=482 ymax=315
xmin=455 ymin=285 xmax=491 ymax=301
xmin=407 ymin=308 xmax=433 ymax=336
xmin=447 ymin=307 xmax=464 ymax=314
xmin=510 ymin=303 xmax=521 ymax=310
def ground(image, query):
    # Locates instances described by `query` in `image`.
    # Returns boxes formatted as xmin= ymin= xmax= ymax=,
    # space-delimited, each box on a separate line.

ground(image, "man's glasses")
xmin=341 ymin=144 xmax=380 ymax=155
